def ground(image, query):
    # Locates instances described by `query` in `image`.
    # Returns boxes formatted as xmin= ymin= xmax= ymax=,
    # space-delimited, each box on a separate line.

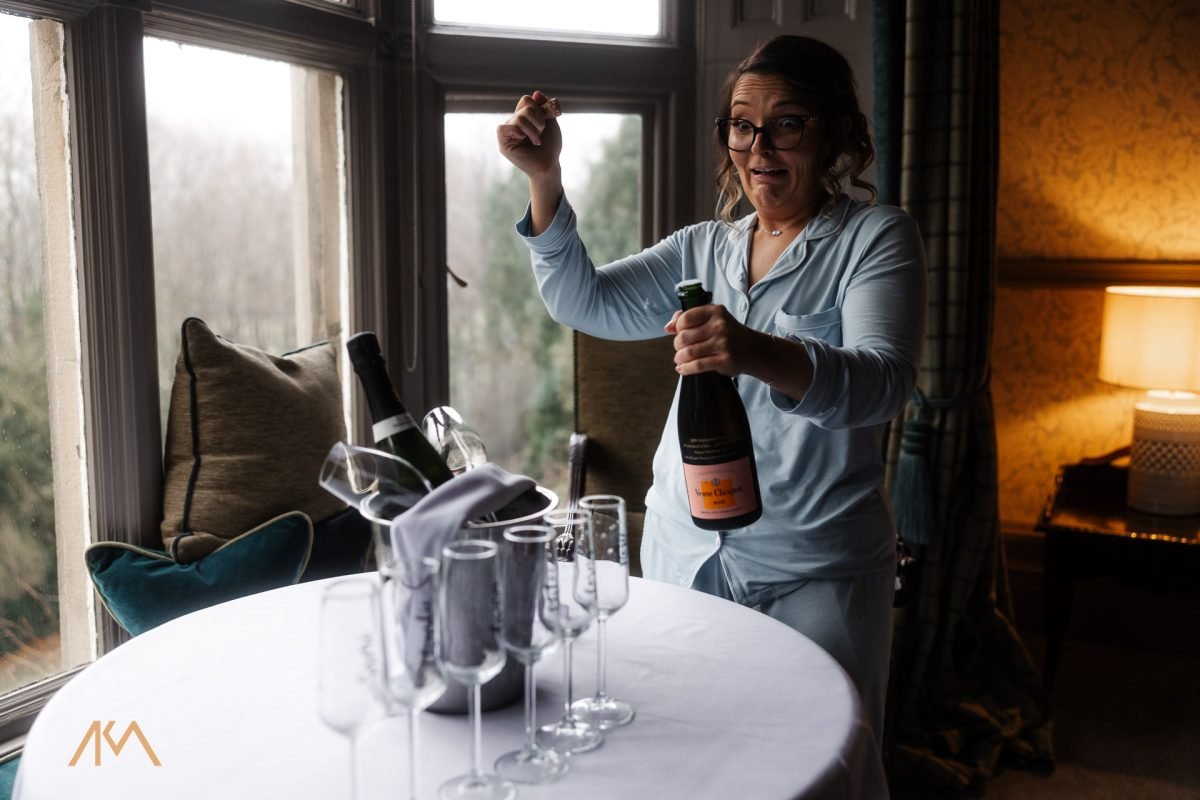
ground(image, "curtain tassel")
xmin=891 ymin=418 xmax=936 ymax=547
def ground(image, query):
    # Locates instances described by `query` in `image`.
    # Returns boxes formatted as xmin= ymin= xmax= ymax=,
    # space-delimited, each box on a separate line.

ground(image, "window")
xmin=144 ymin=38 xmax=347 ymax=421
xmin=443 ymin=111 xmax=642 ymax=499
xmin=424 ymin=3 xmax=694 ymax=499
xmin=0 ymin=0 xmax=390 ymax=742
xmin=432 ymin=0 xmax=662 ymax=37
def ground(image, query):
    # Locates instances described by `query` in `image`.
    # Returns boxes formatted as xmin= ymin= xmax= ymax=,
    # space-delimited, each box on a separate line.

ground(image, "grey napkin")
xmin=387 ymin=464 xmax=536 ymax=679
xmin=388 ymin=463 xmax=535 ymax=572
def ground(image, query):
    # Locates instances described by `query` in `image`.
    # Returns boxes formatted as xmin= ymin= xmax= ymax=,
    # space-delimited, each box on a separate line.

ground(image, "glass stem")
xmin=470 ymin=683 xmax=484 ymax=779
xmin=524 ymin=661 xmax=537 ymax=750
xmin=596 ymin=617 xmax=608 ymax=700
xmin=562 ymin=638 xmax=574 ymax=720
xmin=407 ymin=709 xmax=420 ymax=800
xmin=349 ymin=734 xmax=358 ymax=800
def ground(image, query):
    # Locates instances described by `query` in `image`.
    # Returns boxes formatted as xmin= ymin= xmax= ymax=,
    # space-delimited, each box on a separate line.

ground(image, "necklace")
xmin=756 ymin=194 xmax=830 ymax=238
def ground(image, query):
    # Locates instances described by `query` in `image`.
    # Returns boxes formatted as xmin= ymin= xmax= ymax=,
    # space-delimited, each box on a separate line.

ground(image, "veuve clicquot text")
xmin=675 ymin=280 xmax=763 ymax=530
xmin=345 ymin=331 xmax=454 ymax=491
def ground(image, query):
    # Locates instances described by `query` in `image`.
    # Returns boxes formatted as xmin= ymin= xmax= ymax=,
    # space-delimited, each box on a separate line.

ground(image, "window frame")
xmin=0 ymin=0 xmax=409 ymax=740
xmin=415 ymin=1 xmax=696 ymax=412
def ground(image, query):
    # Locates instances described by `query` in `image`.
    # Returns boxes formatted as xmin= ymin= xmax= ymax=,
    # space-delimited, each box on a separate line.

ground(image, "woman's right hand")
xmin=496 ymin=90 xmax=563 ymax=180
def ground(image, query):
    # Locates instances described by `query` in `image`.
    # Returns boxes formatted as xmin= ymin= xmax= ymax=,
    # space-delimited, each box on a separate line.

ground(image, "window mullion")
xmin=395 ymin=56 xmax=447 ymax=415
xmin=29 ymin=16 xmax=93 ymax=675
xmin=65 ymin=3 xmax=160 ymax=651
xmin=366 ymin=5 xmax=443 ymax=418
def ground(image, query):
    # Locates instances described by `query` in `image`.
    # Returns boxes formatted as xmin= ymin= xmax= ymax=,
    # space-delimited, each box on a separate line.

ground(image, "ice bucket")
xmin=366 ymin=484 xmax=558 ymax=714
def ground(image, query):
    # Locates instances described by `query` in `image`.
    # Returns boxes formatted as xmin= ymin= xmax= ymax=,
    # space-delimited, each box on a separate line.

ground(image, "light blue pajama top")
xmin=517 ymin=193 xmax=926 ymax=607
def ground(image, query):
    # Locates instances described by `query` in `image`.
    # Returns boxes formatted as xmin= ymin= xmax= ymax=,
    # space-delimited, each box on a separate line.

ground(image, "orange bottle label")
xmin=682 ymin=458 xmax=756 ymax=520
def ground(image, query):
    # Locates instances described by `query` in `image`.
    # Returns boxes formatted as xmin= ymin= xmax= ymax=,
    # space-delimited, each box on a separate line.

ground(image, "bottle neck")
xmin=677 ymin=289 xmax=711 ymax=312
xmin=354 ymin=359 xmax=408 ymax=424
xmin=677 ymin=281 xmax=712 ymax=311
xmin=677 ymin=286 xmax=719 ymax=376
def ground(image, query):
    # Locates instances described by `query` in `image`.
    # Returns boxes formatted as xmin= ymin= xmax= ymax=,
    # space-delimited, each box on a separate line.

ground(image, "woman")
xmin=497 ymin=35 xmax=926 ymax=748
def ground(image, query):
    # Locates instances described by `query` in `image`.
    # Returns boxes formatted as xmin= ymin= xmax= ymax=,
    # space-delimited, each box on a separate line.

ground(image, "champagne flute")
xmin=422 ymin=406 xmax=488 ymax=475
xmin=571 ymin=495 xmax=635 ymax=729
xmin=493 ymin=526 xmax=568 ymax=784
xmin=317 ymin=579 xmax=383 ymax=800
xmin=437 ymin=539 xmax=516 ymax=800
xmin=535 ymin=509 xmax=603 ymax=755
xmin=319 ymin=440 xmax=429 ymax=521
xmin=379 ymin=556 xmax=447 ymax=800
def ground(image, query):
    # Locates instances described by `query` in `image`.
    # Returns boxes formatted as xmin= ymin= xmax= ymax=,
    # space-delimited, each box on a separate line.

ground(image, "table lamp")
xmin=1098 ymin=286 xmax=1200 ymax=515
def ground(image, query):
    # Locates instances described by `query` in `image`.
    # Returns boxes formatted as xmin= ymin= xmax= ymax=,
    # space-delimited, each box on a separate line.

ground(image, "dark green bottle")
xmin=346 ymin=332 xmax=454 ymax=492
xmin=675 ymin=280 xmax=762 ymax=530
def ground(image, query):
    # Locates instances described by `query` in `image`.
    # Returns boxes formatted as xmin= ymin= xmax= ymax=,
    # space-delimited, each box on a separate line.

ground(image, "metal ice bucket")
xmin=367 ymin=484 xmax=558 ymax=714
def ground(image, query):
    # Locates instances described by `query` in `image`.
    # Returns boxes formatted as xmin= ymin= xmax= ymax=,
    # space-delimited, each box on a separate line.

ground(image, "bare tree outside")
xmin=444 ymin=112 xmax=642 ymax=500
xmin=0 ymin=12 xmax=58 ymax=694
xmin=144 ymin=38 xmax=298 ymax=422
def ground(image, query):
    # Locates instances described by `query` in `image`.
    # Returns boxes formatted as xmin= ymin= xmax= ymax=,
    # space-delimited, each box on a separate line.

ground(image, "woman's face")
xmin=726 ymin=73 xmax=829 ymax=220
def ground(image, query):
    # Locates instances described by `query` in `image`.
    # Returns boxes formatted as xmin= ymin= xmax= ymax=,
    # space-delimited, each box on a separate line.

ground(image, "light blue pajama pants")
xmin=690 ymin=551 xmax=894 ymax=751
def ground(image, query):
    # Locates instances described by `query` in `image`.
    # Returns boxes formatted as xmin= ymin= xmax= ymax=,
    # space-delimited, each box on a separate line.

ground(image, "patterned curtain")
xmin=874 ymin=1 xmax=1054 ymax=793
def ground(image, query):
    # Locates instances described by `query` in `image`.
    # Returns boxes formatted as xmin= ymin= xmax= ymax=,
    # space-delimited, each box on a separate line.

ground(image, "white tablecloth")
xmin=15 ymin=576 xmax=885 ymax=799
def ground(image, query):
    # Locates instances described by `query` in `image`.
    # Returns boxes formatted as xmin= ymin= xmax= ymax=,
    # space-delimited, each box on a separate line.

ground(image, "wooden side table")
xmin=1036 ymin=462 xmax=1200 ymax=688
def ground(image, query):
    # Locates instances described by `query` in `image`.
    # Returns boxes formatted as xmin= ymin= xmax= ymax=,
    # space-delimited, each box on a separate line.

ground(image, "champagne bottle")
xmin=675 ymin=280 xmax=763 ymax=530
xmin=345 ymin=332 xmax=455 ymax=492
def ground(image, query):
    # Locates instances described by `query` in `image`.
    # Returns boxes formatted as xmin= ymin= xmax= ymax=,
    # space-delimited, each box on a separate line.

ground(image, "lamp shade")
xmin=1098 ymin=286 xmax=1200 ymax=391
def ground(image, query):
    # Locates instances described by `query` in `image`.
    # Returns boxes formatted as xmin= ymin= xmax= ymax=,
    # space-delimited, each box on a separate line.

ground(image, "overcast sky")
xmin=433 ymin=0 xmax=658 ymax=36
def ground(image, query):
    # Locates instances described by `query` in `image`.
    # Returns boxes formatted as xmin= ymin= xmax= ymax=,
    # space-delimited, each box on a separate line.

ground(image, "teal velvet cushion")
xmin=0 ymin=756 xmax=17 ymax=800
xmin=85 ymin=512 xmax=313 ymax=636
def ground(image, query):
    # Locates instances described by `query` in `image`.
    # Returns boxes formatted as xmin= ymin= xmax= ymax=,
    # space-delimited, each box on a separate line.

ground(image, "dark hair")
xmin=714 ymin=35 xmax=876 ymax=222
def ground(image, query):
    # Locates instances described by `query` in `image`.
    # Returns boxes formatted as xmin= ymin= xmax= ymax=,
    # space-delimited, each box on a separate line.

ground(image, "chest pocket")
xmin=773 ymin=307 xmax=843 ymax=347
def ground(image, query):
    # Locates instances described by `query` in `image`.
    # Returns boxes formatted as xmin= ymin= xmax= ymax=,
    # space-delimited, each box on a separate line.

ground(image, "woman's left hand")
xmin=666 ymin=305 xmax=764 ymax=378
xmin=667 ymin=305 xmax=815 ymax=398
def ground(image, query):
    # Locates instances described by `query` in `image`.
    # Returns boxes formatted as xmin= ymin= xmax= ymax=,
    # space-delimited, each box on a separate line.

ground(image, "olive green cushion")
xmin=161 ymin=318 xmax=347 ymax=563
xmin=88 ymin=512 xmax=313 ymax=636
xmin=574 ymin=332 xmax=675 ymax=576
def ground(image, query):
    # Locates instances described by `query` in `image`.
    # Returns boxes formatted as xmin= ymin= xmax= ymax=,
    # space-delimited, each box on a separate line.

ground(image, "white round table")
xmin=14 ymin=576 xmax=885 ymax=799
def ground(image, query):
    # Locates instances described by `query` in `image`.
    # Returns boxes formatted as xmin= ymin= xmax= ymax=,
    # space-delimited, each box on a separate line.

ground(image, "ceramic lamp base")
xmin=1127 ymin=394 xmax=1200 ymax=516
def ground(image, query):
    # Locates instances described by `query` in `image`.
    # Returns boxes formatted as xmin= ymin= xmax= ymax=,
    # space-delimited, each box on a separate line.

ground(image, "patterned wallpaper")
xmin=997 ymin=0 xmax=1200 ymax=260
xmin=994 ymin=1 xmax=1199 ymax=526
xmin=992 ymin=287 xmax=1139 ymax=526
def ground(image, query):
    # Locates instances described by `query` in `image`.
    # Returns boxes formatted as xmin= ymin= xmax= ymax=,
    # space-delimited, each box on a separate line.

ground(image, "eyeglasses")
xmin=714 ymin=115 xmax=820 ymax=152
